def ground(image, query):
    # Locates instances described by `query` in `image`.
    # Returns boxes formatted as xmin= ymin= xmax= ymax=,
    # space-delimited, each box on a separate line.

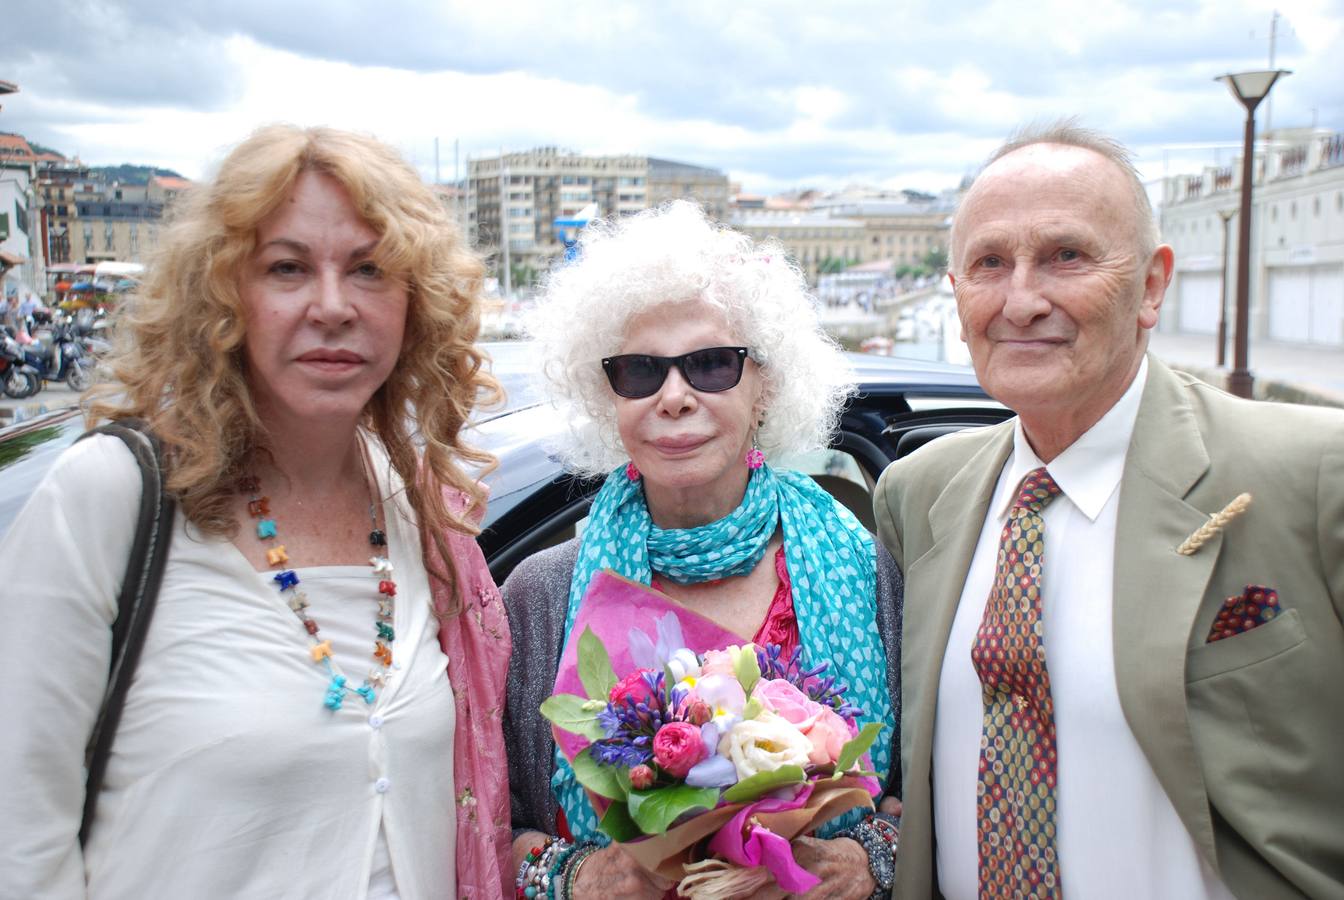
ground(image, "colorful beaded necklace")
xmin=240 ymin=461 xmax=397 ymax=711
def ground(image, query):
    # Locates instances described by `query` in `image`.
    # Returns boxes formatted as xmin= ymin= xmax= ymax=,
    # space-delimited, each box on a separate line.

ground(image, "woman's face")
xmin=614 ymin=300 xmax=764 ymax=508
xmin=238 ymin=170 xmax=409 ymax=431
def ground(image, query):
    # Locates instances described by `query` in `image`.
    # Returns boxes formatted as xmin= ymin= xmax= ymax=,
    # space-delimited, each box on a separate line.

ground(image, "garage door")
xmin=1268 ymin=265 xmax=1344 ymax=346
xmin=1176 ymin=271 xmax=1220 ymax=335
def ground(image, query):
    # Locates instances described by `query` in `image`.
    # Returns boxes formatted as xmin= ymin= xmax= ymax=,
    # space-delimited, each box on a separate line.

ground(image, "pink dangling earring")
xmin=625 ymin=461 xmax=641 ymax=481
xmin=745 ymin=437 xmax=764 ymax=470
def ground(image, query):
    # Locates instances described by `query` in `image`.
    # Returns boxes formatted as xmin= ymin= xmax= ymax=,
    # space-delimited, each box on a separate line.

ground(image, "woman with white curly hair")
xmin=501 ymin=201 xmax=903 ymax=899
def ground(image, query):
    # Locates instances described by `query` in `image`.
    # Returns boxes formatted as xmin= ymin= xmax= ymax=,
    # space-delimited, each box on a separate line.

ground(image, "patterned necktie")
xmin=971 ymin=467 xmax=1063 ymax=899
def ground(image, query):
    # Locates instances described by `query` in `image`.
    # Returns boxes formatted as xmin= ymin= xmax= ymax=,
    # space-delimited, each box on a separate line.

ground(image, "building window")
xmin=104 ymin=223 xmax=115 ymax=252
xmin=129 ymin=223 xmax=139 ymax=256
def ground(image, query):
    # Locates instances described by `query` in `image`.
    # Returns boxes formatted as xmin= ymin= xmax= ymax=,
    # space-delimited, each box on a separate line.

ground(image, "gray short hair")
xmin=528 ymin=201 xmax=854 ymax=477
xmin=951 ymin=118 xmax=1159 ymax=269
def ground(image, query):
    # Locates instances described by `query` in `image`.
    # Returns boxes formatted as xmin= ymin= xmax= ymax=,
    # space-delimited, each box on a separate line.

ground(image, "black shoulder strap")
xmin=75 ymin=418 xmax=176 ymax=846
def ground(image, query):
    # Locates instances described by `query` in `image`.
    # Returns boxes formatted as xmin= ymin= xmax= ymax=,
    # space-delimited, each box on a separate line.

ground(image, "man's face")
xmin=949 ymin=144 xmax=1171 ymax=432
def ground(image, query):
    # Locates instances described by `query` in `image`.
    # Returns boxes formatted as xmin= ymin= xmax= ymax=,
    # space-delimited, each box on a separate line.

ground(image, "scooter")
xmin=1 ymin=330 xmax=42 ymax=399
xmin=17 ymin=316 xmax=95 ymax=392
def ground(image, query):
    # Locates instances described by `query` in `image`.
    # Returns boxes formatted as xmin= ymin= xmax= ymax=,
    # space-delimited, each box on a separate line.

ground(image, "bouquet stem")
xmin=678 ymin=859 xmax=774 ymax=900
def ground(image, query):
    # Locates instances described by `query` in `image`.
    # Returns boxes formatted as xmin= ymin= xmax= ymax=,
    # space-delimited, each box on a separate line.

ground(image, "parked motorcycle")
xmin=15 ymin=316 xmax=96 ymax=392
xmin=1 ymin=331 xmax=41 ymax=399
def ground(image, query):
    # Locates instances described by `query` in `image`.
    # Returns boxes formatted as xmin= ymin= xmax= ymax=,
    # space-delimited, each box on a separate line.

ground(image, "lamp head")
xmin=1216 ymin=69 xmax=1292 ymax=111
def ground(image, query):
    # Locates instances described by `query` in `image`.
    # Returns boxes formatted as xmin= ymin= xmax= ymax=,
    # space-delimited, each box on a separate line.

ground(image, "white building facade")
xmin=1159 ymin=129 xmax=1344 ymax=347
xmin=0 ymin=161 xmax=42 ymax=298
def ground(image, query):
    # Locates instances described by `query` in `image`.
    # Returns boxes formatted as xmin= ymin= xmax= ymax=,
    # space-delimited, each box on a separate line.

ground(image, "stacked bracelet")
xmin=516 ymin=837 xmax=570 ymax=899
xmin=840 ymin=812 xmax=901 ymax=900
xmin=557 ymin=842 xmax=601 ymax=900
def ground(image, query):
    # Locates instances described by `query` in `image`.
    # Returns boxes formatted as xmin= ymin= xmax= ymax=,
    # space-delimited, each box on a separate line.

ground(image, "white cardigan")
xmin=0 ymin=435 xmax=457 ymax=899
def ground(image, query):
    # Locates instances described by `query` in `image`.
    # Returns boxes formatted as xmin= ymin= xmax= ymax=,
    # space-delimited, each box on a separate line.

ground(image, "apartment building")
xmin=467 ymin=147 xmax=729 ymax=274
xmin=729 ymin=209 xmax=867 ymax=281
xmin=647 ymin=157 xmax=731 ymax=222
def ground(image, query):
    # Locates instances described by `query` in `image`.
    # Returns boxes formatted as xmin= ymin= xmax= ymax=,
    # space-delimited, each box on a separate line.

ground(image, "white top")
xmin=0 ymin=433 xmax=457 ymax=900
xmin=933 ymin=358 xmax=1233 ymax=899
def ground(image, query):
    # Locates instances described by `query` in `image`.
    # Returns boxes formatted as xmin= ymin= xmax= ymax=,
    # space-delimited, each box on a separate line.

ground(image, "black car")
xmin=0 ymin=343 xmax=1009 ymax=581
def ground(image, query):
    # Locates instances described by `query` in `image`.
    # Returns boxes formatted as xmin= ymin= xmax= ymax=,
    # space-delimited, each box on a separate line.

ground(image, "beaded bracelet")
xmin=544 ymin=841 xmax=583 ymax=900
xmin=558 ymin=842 xmax=601 ymax=900
xmin=839 ymin=812 xmax=901 ymax=900
xmin=516 ymin=837 xmax=570 ymax=899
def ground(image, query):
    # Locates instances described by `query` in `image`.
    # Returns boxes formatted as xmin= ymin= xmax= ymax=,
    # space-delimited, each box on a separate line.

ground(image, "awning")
xmin=94 ymin=261 xmax=145 ymax=279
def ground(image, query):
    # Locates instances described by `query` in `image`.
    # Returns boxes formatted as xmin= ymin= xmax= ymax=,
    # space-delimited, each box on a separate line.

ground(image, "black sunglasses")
xmin=601 ymin=346 xmax=751 ymax=399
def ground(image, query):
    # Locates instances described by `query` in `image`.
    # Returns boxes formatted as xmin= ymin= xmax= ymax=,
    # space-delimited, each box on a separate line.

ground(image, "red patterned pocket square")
xmin=1206 ymin=585 xmax=1282 ymax=643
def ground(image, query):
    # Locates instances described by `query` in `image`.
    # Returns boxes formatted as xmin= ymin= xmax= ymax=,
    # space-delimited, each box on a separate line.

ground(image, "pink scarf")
xmin=427 ymin=487 xmax=512 ymax=900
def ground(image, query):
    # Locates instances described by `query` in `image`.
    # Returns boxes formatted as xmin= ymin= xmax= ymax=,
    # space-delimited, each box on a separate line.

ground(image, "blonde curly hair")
xmin=89 ymin=124 xmax=500 ymax=598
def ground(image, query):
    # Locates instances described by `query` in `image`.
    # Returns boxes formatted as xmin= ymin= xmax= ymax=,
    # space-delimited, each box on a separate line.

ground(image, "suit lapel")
xmin=907 ymin=422 xmax=1014 ymax=749
xmin=1112 ymin=357 xmax=1221 ymax=864
xmin=899 ymin=422 xmax=1014 ymax=892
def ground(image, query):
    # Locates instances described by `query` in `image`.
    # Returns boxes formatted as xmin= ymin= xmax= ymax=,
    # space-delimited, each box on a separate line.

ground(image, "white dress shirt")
xmin=932 ymin=358 xmax=1234 ymax=899
xmin=0 ymin=434 xmax=457 ymax=900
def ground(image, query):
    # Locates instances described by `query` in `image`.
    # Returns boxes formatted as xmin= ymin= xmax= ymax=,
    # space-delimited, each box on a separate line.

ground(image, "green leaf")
xmin=627 ymin=784 xmax=720 ymax=834
xmin=742 ymin=697 xmax=763 ymax=720
xmin=578 ymin=627 xmax=618 ymax=702
xmin=720 ymin=764 xmax=807 ymax=803
xmin=571 ymin=746 xmax=627 ymax=800
xmin=597 ymin=800 xmax=643 ymax=842
xmin=539 ymin=694 xmax=606 ymax=741
xmin=833 ymin=721 xmax=885 ymax=777
xmin=735 ymin=647 xmax=761 ymax=696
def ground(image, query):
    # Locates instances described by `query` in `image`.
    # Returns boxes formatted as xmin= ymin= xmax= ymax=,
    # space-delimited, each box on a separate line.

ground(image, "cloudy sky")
xmin=4 ymin=0 xmax=1342 ymax=195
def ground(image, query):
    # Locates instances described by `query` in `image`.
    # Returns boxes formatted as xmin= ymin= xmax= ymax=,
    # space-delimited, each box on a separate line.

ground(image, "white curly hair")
xmin=528 ymin=200 xmax=855 ymax=477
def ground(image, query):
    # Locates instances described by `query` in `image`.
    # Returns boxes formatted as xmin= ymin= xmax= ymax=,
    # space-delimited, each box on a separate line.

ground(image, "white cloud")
xmin=2 ymin=0 xmax=1339 ymax=194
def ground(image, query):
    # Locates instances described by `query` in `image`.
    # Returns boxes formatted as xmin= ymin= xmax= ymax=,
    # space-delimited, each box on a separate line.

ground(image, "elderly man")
xmin=875 ymin=122 xmax=1344 ymax=899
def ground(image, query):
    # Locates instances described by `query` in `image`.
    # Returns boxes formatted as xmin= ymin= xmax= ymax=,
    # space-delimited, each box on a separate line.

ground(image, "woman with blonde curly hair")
xmin=503 ymin=201 xmax=903 ymax=900
xmin=0 ymin=125 xmax=512 ymax=899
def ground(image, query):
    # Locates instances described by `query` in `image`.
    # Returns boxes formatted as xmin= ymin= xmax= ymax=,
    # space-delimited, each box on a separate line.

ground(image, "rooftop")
xmin=0 ymin=133 xmax=36 ymax=161
xmin=150 ymin=174 xmax=192 ymax=190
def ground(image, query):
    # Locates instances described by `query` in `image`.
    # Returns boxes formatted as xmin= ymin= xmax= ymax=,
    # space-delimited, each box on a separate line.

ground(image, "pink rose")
xmin=652 ymin=721 xmax=708 ymax=778
xmin=700 ymin=649 xmax=737 ymax=678
xmin=609 ymin=669 xmax=657 ymax=706
xmin=804 ymin=706 xmax=853 ymax=766
xmin=630 ymin=764 xmax=656 ymax=790
xmin=752 ymin=679 xmax=854 ymax=766
xmin=752 ymin=679 xmax=825 ymax=727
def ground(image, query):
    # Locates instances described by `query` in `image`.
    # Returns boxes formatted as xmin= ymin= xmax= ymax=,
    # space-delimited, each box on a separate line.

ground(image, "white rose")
xmin=720 ymin=709 xmax=813 ymax=781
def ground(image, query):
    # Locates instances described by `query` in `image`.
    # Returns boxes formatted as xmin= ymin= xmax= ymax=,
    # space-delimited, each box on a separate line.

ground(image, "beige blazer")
xmin=874 ymin=357 xmax=1344 ymax=899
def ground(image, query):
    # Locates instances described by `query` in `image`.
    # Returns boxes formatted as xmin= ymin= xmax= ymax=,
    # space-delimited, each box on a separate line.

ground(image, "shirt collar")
xmin=992 ymin=355 xmax=1149 ymax=522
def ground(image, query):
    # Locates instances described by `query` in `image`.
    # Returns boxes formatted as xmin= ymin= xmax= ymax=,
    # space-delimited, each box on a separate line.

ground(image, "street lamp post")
xmin=1215 ymin=68 xmax=1290 ymax=399
xmin=1215 ymin=207 xmax=1236 ymax=367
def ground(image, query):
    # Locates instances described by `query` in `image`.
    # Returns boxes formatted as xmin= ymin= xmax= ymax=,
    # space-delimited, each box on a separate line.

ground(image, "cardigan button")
xmin=369 ymin=715 xmax=384 ymax=729
xmin=374 ymin=777 xmax=390 ymax=794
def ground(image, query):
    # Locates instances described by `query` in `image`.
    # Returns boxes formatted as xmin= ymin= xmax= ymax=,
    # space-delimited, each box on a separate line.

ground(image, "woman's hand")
xmin=571 ymin=843 xmax=674 ymax=898
xmin=755 ymin=836 xmax=877 ymax=900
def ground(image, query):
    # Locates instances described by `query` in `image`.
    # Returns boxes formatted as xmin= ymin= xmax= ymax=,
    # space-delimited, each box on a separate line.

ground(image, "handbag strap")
xmin=75 ymin=418 xmax=176 ymax=846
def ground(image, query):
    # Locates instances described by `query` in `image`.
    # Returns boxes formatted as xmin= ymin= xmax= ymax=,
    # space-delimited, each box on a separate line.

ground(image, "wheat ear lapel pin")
xmin=1177 ymin=493 xmax=1253 ymax=556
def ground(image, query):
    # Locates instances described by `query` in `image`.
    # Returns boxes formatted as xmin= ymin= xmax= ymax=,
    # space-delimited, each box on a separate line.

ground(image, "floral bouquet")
xmin=542 ymin=585 xmax=884 ymax=899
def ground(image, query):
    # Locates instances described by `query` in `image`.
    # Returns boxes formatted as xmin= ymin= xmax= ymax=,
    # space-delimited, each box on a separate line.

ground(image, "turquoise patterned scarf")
xmin=552 ymin=462 xmax=892 ymax=842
